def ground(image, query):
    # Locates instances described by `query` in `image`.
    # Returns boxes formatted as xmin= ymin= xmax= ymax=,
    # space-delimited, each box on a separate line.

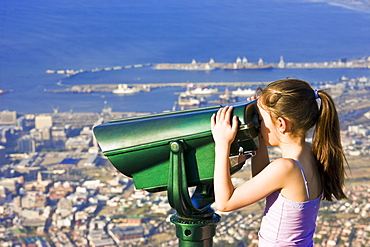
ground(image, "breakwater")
xmin=46 ymin=63 xmax=153 ymax=77
xmin=154 ymin=56 xmax=370 ymax=71
xmin=44 ymin=81 xmax=263 ymax=94
xmin=45 ymin=56 xmax=370 ymax=78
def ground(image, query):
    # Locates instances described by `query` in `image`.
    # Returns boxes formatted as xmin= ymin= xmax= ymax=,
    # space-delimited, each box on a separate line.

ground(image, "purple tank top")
xmin=258 ymin=160 xmax=322 ymax=247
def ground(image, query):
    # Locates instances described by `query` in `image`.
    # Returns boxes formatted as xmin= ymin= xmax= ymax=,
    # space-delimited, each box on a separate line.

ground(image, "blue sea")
xmin=1 ymin=0 xmax=370 ymax=114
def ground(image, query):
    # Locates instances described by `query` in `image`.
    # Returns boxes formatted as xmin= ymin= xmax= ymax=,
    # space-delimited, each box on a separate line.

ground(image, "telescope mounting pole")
xmin=167 ymin=141 xmax=221 ymax=247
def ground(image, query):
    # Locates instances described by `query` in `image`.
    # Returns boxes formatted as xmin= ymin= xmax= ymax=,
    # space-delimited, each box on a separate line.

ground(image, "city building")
xmin=17 ymin=135 xmax=36 ymax=153
xmin=0 ymin=110 xmax=17 ymax=125
xmin=35 ymin=115 xmax=52 ymax=130
xmin=0 ymin=145 xmax=5 ymax=165
xmin=109 ymin=226 xmax=145 ymax=245
xmin=24 ymin=172 xmax=52 ymax=192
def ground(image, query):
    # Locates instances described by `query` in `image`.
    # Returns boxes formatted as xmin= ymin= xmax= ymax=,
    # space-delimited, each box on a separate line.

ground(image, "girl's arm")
xmin=251 ymin=135 xmax=269 ymax=176
xmin=211 ymin=106 xmax=292 ymax=212
xmin=211 ymin=106 xmax=239 ymax=210
xmin=216 ymin=158 xmax=294 ymax=212
xmin=213 ymin=143 xmax=235 ymax=210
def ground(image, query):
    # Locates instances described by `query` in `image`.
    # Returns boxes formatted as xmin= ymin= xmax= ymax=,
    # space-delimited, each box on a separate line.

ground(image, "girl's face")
xmin=257 ymin=101 xmax=279 ymax=146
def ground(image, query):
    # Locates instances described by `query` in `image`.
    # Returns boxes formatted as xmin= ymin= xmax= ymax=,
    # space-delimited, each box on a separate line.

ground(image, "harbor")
xmin=154 ymin=56 xmax=370 ymax=71
xmin=44 ymin=81 xmax=263 ymax=94
xmin=44 ymin=81 xmax=260 ymax=109
xmin=45 ymin=56 xmax=370 ymax=78
xmin=39 ymin=55 xmax=370 ymax=114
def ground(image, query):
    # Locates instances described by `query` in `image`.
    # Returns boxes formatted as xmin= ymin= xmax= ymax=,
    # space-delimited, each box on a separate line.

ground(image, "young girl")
xmin=211 ymin=79 xmax=347 ymax=246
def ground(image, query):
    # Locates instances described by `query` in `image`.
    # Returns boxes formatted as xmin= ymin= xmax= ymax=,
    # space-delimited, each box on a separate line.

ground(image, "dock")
xmin=45 ymin=56 xmax=370 ymax=79
xmin=45 ymin=81 xmax=264 ymax=94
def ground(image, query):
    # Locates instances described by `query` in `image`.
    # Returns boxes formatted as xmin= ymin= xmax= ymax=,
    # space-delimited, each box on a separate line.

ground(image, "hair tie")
xmin=314 ymin=89 xmax=319 ymax=99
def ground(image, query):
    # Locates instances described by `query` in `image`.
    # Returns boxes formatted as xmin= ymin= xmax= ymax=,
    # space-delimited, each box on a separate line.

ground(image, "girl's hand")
xmin=211 ymin=106 xmax=239 ymax=146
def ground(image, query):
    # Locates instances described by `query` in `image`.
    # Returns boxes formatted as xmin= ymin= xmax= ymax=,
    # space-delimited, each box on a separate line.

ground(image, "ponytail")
xmin=312 ymin=90 xmax=347 ymax=201
xmin=259 ymin=79 xmax=348 ymax=201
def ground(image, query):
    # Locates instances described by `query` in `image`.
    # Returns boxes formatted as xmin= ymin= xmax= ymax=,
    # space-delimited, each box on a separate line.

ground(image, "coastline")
xmin=45 ymin=56 xmax=370 ymax=78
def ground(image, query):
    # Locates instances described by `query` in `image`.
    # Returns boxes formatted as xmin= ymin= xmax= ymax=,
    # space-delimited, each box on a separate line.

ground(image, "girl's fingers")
xmin=215 ymin=107 xmax=224 ymax=122
xmin=215 ymin=106 xmax=234 ymax=124
xmin=211 ymin=113 xmax=216 ymax=128
xmin=232 ymin=115 xmax=239 ymax=132
xmin=225 ymin=106 xmax=233 ymax=123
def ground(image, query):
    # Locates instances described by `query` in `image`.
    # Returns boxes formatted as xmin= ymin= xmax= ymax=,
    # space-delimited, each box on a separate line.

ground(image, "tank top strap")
xmin=292 ymin=159 xmax=310 ymax=200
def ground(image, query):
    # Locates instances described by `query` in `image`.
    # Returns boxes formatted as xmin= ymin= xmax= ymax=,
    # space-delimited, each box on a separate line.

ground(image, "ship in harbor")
xmin=175 ymin=89 xmax=208 ymax=107
xmin=112 ymin=84 xmax=140 ymax=95
xmin=0 ymin=89 xmax=10 ymax=95
xmin=186 ymin=84 xmax=218 ymax=95
xmin=222 ymin=57 xmax=273 ymax=70
xmin=231 ymin=87 xmax=255 ymax=96
xmin=177 ymin=93 xmax=203 ymax=106
xmin=218 ymin=88 xmax=238 ymax=104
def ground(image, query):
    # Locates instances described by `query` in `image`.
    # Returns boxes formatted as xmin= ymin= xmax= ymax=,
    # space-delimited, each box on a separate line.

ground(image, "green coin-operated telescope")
xmin=93 ymin=100 xmax=259 ymax=246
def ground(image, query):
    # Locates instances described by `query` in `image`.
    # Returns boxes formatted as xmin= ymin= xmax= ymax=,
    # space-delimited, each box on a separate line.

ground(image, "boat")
xmin=223 ymin=57 xmax=274 ymax=70
xmin=177 ymin=92 xmax=202 ymax=106
xmin=222 ymin=63 xmax=274 ymax=70
xmin=112 ymin=84 xmax=140 ymax=94
xmin=218 ymin=88 xmax=238 ymax=103
xmin=188 ymin=86 xmax=218 ymax=95
xmin=0 ymin=90 xmax=9 ymax=95
xmin=231 ymin=88 xmax=255 ymax=96
xmin=140 ymin=84 xmax=151 ymax=92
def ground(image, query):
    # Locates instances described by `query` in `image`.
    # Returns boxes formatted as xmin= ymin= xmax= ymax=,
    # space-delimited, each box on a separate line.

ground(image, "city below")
xmin=0 ymin=76 xmax=369 ymax=246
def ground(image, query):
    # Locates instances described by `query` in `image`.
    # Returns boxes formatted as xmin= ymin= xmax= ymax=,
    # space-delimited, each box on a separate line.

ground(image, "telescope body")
xmin=93 ymin=101 xmax=259 ymax=192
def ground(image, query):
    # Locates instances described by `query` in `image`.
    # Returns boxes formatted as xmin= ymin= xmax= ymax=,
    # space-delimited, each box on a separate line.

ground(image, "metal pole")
xmin=171 ymin=214 xmax=221 ymax=247
xmin=168 ymin=141 xmax=221 ymax=246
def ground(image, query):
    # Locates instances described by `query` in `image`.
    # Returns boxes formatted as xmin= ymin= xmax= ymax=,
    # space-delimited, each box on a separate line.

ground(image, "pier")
xmin=152 ymin=56 xmax=370 ymax=71
xmin=44 ymin=81 xmax=264 ymax=94
xmin=45 ymin=56 xmax=370 ymax=78
xmin=45 ymin=63 xmax=153 ymax=77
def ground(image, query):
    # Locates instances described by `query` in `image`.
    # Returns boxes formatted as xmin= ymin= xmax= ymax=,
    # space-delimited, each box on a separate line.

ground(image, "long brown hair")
xmin=258 ymin=79 xmax=347 ymax=201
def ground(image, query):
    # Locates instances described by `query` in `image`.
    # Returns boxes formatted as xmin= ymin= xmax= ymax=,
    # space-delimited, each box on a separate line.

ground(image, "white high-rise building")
xmin=35 ymin=115 xmax=52 ymax=130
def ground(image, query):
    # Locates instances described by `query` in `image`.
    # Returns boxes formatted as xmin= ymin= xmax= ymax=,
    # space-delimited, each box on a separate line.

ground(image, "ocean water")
xmin=0 ymin=0 xmax=369 ymax=114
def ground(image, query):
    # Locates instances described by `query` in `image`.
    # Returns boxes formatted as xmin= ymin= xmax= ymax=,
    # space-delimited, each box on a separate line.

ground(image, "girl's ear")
xmin=276 ymin=117 xmax=289 ymax=134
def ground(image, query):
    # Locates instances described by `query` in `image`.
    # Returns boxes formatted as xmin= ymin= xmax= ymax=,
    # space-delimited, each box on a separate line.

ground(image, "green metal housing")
xmin=93 ymin=101 xmax=259 ymax=192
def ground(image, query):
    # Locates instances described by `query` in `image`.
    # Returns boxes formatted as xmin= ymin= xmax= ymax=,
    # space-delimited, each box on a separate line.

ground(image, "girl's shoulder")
xmin=251 ymin=158 xmax=302 ymax=195
xmin=269 ymin=158 xmax=298 ymax=170
xmin=265 ymin=158 xmax=302 ymax=178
